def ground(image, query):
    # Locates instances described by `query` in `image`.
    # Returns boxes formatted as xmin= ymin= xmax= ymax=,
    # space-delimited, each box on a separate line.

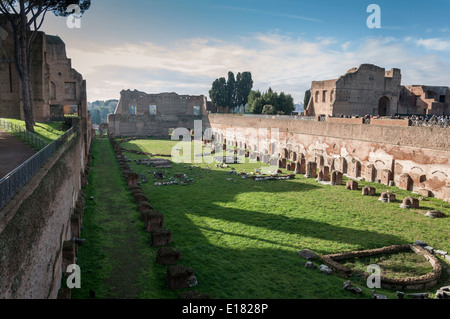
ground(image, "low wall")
xmin=327 ymin=117 xmax=364 ymax=125
xmin=370 ymin=118 xmax=411 ymax=127
xmin=0 ymin=120 xmax=91 ymax=299
xmin=206 ymin=115 xmax=450 ymax=201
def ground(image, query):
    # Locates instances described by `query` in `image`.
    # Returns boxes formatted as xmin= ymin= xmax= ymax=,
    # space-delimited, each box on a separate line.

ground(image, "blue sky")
xmin=40 ymin=0 xmax=450 ymax=103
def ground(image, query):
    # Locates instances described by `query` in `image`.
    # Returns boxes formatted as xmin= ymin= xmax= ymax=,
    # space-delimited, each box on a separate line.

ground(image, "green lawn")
xmin=77 ymin=137 xmax=450 ymax=299
xmin=2 ymin=119 xmax=69 ymax=143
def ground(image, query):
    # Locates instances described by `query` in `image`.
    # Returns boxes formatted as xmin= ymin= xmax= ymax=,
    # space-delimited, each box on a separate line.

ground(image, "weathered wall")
xmin=206 ymin=115 xmax=450 ymax=201
xmin=0 ymin=119 xmax=91 ymax=299
xmin=108 ymin=90 xmax=208 ymax=138
xmin=0 ymin=16 xmax=86 ymax=122
xmin=307 ymin=64 xmax=402 ymax=117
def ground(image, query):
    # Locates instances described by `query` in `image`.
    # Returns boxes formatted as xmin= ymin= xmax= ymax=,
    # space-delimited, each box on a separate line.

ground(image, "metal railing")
xmin=0 ymin=124 xmax=79 ymax=211
xmin=0 ymin=118 xmax=49 ymax=151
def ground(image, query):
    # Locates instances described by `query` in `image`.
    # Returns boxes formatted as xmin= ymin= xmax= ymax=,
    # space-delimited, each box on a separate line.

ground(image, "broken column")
xmin=400 ymin=197 xmax=420 ymax=209
xmin=346 ymin=180 xmax=358 ymax=190
xmin=362 ymin=186 xmax=376 ymax=196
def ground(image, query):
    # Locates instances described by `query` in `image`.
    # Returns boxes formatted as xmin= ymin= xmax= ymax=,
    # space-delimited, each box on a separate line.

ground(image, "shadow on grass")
xmin=117 ymin=138 xmax=419 ymax=299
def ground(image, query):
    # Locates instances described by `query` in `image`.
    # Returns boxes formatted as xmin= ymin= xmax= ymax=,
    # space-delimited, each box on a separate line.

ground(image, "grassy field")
xmin=76 ymin=137 xmax=450 ymax=299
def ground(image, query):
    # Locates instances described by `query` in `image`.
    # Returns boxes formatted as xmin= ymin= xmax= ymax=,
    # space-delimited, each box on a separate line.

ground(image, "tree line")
xmin=246 ymin=88 xmax=295 ymax=115
xmin=209 ymin=71 xmax=253 ymax=111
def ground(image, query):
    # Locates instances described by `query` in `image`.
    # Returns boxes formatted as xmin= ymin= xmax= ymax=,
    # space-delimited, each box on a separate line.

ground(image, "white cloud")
xmin=416 ymin=38 xmax=450 ymax=51
xmin=67 ymin=33 xmax=450 ymax=102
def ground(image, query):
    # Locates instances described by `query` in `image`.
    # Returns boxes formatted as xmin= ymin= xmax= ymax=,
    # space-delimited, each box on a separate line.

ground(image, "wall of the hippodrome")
xmin=0 ymin=119 xmax=92 ymax=299
xmin=206 ymin=115 xmax=450 ymax=202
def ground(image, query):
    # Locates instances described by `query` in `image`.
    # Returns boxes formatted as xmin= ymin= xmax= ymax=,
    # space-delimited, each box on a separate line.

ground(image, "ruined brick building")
xmin=0 ymin=15 xmax=86 ymax=122
xmin=305 ymin=64 xmax=450 ymax=117
xmin=108 ymin=89 xmax=208 ymax=137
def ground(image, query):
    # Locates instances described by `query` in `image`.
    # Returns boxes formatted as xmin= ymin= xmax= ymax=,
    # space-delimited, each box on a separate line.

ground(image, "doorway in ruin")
xmin=378 ymin=96 xmax=390 ymax=116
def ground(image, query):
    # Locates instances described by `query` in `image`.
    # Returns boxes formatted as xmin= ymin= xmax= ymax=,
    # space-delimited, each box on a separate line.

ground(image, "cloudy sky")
xmin=40 ymin=0 xmax=450 ymax=103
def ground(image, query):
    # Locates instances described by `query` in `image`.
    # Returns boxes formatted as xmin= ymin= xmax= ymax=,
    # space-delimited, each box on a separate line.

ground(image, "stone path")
xmin=0 ymin=129 xmax=36 ymax=179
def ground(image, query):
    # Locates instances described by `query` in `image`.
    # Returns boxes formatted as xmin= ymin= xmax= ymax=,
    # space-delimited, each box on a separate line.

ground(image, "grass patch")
xmin=3 ymin=119 xmax=69 ymax=143
xmin=342 ymin=251 xmax=434 ymax=279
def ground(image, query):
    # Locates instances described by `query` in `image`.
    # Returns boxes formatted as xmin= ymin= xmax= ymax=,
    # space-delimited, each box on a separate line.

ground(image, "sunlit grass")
xmin=80 ymin=137 xmax=450 ymax=299
xmin=3 ymin=118 xmax=68 ymax=143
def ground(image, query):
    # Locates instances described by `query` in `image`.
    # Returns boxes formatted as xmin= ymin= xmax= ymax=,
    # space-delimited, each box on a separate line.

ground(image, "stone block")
xmin=379 ymin=192 xmax=396 ymax=202
xmin=278 ymin=158 xmax=287 ymax=169
xmin=143 ymin=210 xmax=165 ymax=232
xmin=380 ymin=169 xmax=393 ymax=186
xmin=364 ymin=164 xmax=376 ymax=182
xmin=331 ymin=170 xmax=343 ymax=185
xmin=297 ymin=249 xmax=320 ymax=261
xmin=157 ymin=247 xmax=181 ymax=265
xmin=346 ymin=180 xmax=358 ymax=190
xmin=398 ymin=173 xmax=413 ymax=191
xmin=306 ymin=162 xmax=318 ymax=178
xmin=151 ymin=229 xmax=173 ymax=247
xmin=318 ymin=166 xmax=330 ymax=182
xmin=362 ymin=186 xmax=376 ymax=196
xmin=295 ymin=159 xmax=306 ymax=174
xmin=124 ymin=171 xmax=140 ymax=186
xmin=167 ymin=265 xmax=196 ymax=290
xmin=400 ymin=197 xmax=419 ymax=209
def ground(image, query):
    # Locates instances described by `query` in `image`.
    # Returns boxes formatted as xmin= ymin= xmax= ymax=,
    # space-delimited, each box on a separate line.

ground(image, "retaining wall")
xmin=0 ymin=119 xmax=91 ymax=298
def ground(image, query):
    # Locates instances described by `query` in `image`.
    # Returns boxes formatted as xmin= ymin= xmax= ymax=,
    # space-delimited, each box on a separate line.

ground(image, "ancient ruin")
xmin=0 ymin=16 xmax=87 ymax=122
xmin=305 ymin=64 xmax=450 ymax=117
xmin=107 ymin=90 xmax=208 ymax=138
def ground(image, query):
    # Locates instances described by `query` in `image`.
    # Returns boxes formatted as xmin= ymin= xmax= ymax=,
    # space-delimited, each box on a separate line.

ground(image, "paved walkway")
xmin=0 ymin=129 xmax=36 ymax=179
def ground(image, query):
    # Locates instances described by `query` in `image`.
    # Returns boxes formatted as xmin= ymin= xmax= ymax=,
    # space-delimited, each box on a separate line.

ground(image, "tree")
xmin=304 ymin=89 xmax=311 ymax=109
xmin=209 ymin=77 xmax=227 ymax=110
xmin=262 ymin=104 xmax=277 ymax=115
xmin=247 ymin=88 xmax=295 ymax=115
xmin=0 ymin=0 xmax=91 ymax=132
xmin=226 ymin=71 xmax=236 ymax=110
xmin=235 ymin=71 xmax=253 ymax=108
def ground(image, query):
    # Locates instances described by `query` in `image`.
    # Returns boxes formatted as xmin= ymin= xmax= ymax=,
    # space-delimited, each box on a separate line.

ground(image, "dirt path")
xmin=84 ymin=138 xmax=150 ymax=299
xmin=0 ymin=129 xmax=37 ymax=179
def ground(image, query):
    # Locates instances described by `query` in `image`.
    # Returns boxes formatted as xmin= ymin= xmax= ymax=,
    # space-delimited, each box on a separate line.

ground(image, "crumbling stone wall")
xmin=0 ymin=16 xmax=86 ymax=122
xmin=108 ymin=90 xmax=207 ymax=138
xmin=305 ymin=64 xmax=449 ymax=117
